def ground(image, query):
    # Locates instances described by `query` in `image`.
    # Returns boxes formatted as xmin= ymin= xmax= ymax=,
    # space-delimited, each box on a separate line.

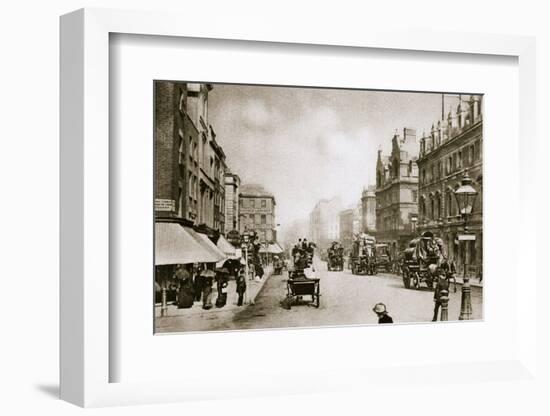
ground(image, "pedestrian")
xmin=215 ymin=268 xmax=229 ymax=308
xmin=201 ymin=268 xmax=215 ymax=310
xmin=174 ymin=265 xmax=194 ymax=309
xmin=236 ymin=268 xmax=247 ymax=306
xmin=193 ymin=265 xmax=204 ymax=302
xmin=372 ymin=303 xmax=393 ymax=324
xmin=432 ymin=269 xmax=450 ymax=321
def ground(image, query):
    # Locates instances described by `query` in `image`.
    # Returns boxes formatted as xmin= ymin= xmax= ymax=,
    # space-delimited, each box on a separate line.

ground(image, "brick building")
xmin=375 ymin=128 xmax=419 ymax=254
xmin=186 ymin=83 xmax=227 ymax=235
xmin=417 ymin=95 xmax=483 ymax=277
xmin=154 ymin=81 xmax=227 ymax=236
xmin=238 ymin=184 xmax=277 ymax=243
xmin=154 ymin=81 xmax=200 ymax=223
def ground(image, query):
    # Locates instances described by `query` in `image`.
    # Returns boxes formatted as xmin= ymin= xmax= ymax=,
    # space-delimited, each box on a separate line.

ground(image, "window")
xmin=178 ymin=138 xmax=185 ymax=165
xmin=261 ymin=215 xmax=266 ymax=225
xmin=178 ymin=89 xmax=186 ymax=113
xmin=430 ymin=197 xmax=434 ymax=220
xmin=178 ymin=185 xmax=184 ymax=217
xmin=261 ymin=199 xmax=266 ymax=208
xmin=412 ymin=190 xmax=418 ymax=203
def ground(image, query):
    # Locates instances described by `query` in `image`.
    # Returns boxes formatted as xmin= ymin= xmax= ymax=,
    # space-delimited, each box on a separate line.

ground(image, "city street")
xmin=157 ymin=257 xmax=482 ymax=333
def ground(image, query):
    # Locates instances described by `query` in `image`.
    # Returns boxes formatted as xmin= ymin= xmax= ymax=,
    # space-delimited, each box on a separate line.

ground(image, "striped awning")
xmin=155 ymin=222 xmax=223 ymax=265
xmin=267 ymin=243 xmax=284 ymax=254
xmin=216 ymin=234 xmax=240 ymax=259
xmin=188 ymin=229 xmax=227 ymax=261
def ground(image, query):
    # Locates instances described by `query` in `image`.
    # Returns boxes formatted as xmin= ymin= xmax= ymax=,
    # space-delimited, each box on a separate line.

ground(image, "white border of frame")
xmin=60 ymin=8 xmax=537 ymax=407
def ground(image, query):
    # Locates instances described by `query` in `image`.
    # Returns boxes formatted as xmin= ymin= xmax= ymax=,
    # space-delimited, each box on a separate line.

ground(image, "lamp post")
xmin=454 ymin=173 xmax=478 ymax=320
xmin=410 ymin=214 xmax=418 ymax=236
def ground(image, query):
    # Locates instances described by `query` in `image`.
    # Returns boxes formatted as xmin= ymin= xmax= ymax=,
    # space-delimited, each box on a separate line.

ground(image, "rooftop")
xmin=239 ymin=183 xmax=275 ymax=198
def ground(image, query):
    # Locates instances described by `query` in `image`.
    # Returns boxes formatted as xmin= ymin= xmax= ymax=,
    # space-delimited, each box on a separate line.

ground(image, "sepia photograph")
xmin=154 ymin=82 xmax=483 ymax=334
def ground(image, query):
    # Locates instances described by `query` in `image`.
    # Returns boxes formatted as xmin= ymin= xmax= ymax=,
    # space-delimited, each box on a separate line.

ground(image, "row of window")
xmin=420 ymin=140 xmax=481 ymax=185
xmin=245 ymin=213 xmax=271 ymax=225
xmin=377 ymin=189 xmax=418 ymax=209
xmin=419 ymin=189 xmax=479 ymax=220
xmin=240 ymin=198 xmax=269 ymax=209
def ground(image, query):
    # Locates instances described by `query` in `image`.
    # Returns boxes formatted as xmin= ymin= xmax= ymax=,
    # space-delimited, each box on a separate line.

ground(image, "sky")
xmin=208 ymin=84 xmax=462 ymax=232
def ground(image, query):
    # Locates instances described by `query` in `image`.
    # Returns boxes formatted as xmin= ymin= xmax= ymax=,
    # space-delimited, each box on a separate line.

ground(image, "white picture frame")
xmin=60 ymin=8 xmax=537 ymax=408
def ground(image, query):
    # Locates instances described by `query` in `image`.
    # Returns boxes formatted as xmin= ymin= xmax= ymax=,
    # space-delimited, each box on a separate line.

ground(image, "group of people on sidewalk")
xmin=158 ymin=262 xmax=248 ymax=311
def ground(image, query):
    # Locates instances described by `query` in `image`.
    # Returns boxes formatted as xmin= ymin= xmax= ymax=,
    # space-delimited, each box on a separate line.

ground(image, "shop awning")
xmin=267 ymin=243 xmax=284 ymax=254
xmin=188 ymin=229 xmax=227 ymax=261
xmin=155 ymin=222 xmax=223 ymax=265
xmin=216 ymin=234 xmax=240 ymax=259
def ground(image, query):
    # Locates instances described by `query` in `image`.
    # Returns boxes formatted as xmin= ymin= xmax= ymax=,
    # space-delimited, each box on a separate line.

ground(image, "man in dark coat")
xmin=236 ymin=269 xmax=247 ymax=306
xmin=175 ymin=265 xmax=194 ymax=309
xmin=373 ymin=303 xmax=393 ymax=324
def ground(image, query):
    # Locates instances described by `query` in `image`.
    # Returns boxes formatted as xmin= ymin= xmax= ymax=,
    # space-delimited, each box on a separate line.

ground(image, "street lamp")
xmin=454 ymin=173 xmax=478 ymax=320
xmin=410 ymin=214 xmax=418 ymax=236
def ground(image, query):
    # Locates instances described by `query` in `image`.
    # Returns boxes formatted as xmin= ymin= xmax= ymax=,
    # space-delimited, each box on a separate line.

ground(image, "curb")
xmin=248 ymin=266 xmax=274 ymax=304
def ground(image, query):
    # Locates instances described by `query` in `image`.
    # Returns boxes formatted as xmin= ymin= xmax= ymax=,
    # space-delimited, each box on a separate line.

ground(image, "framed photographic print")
xmin=60 ymin=7 xmax=537 ymax=408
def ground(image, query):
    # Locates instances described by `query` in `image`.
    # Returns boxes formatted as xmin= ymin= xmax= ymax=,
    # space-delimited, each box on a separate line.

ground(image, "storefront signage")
xmin=155 ymin=198 xmax=176 ymax=212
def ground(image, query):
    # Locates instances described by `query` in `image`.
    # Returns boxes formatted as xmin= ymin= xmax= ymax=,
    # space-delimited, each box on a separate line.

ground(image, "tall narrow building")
xmin=375 ymin=128 xmax=419 ymax=255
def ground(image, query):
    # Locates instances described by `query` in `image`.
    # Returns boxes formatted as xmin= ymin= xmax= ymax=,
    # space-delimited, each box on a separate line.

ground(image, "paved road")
xmin=194 ymin=257 xmax=483 ymax=332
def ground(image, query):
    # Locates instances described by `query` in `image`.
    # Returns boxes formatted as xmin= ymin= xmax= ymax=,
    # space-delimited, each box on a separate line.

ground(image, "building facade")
xmin=417 ymin=95 xmax=483 ymax=277
xmin=339 ymin=208 xmax=354 ymax=252
xmin=154 ymin=81 xmax=227 ymax=236
xmin=309 ymin=197 xmax=342 ymax=252
xmin=224 ymin=172 xmax=241 ymax=233
xmin=361 ymin=185 xmax=377 ymax=234
xmin=238 ymin=184 xmax=277 ymax=243
xmin=375 ymin=128 xmax=419 ymax=253
xmin=185 ymin=83 xmax=227 ymax=235
xmin=155 ymin=81 xmax=200 ymax=223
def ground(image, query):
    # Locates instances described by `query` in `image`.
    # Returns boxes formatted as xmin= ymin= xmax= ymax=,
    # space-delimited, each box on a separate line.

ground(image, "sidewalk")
xmin=455 ymin=276 xmax=483 ymax=288
xmin=155 ymin=265 xmax=274 ymax=319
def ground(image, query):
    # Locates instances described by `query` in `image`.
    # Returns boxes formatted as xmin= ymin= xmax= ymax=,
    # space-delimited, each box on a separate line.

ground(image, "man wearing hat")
xmin=373 ymin=303 xmax=393 ymax=324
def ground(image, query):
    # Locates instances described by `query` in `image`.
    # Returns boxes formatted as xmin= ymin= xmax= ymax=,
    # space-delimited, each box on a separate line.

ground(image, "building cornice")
xmin=418 ymin=120 xmax=482 ymax=164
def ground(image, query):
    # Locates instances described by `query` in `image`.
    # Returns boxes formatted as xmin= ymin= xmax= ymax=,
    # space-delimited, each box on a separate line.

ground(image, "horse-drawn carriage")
xmin=350 ymin=234 xmax=377 ymax=275
xmin=327 ymin=241 xmax=344 ymax=271
xmin=374 ymin=243 xmax=392 ymax=273
xmin=402 ymin=231 xmax=449 ymax=290
xmin=283 ymin=247 xmax=321 ymax=309
xmin=283 ymin=268 xmax=320 ymax=309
